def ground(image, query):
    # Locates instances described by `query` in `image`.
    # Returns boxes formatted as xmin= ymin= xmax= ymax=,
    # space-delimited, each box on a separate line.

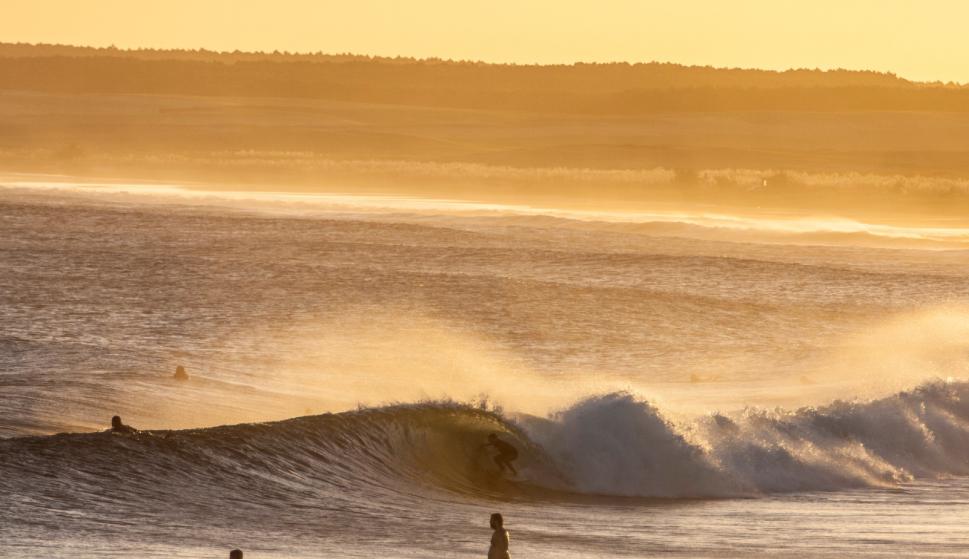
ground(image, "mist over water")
xmin=3 ymin=180 xmax=969 ymax=557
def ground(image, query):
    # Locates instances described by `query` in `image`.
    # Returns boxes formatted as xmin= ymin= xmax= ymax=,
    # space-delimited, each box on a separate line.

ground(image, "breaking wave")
xmin=4 ymin=380 xmax=969 ymax=510
xmin=526 ymin=379 xmax=969 ymax=498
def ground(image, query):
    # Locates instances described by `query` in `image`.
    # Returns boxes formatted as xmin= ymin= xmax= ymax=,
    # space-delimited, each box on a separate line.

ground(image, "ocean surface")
xmin=3 ymin=178 xmax=969 ymax=558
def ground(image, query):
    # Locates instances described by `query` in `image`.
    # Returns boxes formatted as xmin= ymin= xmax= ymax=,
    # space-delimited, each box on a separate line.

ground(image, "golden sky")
xmin=3 ymin=0 xmax=968 ymax=83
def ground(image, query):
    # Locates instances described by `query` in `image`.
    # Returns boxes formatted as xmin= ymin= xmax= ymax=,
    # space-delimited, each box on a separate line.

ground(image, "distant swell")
xmin=4 ymin=380 xmax=969 ymax=510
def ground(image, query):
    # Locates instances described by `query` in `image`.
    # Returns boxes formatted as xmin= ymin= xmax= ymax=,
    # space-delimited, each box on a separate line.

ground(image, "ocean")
xmin=3 ymin=179 xmax=969 ymax=558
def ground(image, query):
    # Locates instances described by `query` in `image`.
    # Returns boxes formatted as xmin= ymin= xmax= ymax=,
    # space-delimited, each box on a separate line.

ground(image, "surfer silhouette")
xmin=483 ymin=433 xmax=518 ymax=476
xmin=488 ymin=513 xmax=511 ymax=559
xmin=110 ymin=415 xmax=138 ymax=434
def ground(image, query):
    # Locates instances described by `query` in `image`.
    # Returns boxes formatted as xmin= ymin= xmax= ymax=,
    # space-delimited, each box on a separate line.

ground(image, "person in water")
xmin=229 ymin=550 xmax=243 ymax=559
xmin=484 ymin=433 xmax=518 ymax=475
xmin=173 ymin=364 xmax=189 ymax=381
xmin=488 ymin=513 xmax=511 ymax=559
xmin=110 ymin=415 xmax=138 ymax=434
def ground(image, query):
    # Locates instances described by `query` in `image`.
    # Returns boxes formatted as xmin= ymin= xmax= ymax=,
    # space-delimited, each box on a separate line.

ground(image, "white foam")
xmin=4 ymin=175 xmax=969 ymax=245
xmin=524 ymin=380 xmax=969 ymax=497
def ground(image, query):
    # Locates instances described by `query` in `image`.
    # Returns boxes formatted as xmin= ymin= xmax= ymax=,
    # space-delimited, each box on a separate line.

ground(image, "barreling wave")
xmin=0 ymin=401 xmax=569 ymax=524
xmin=4 ymin=380 xmax=969 ymax=512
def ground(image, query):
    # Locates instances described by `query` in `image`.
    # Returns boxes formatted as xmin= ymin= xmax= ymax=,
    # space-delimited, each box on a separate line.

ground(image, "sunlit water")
xmin=3 ymin=180 xmax=969 ymax=557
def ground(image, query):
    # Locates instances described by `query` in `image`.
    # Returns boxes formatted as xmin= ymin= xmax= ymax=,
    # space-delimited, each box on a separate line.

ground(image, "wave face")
xmin=0 ymin=404 xmax=529 ymax=517
xmin=5 ymin=380 xmax=969 ymax=513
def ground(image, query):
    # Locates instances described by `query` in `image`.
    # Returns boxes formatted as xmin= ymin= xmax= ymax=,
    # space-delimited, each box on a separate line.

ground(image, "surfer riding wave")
xmin=483 ymin=433 xmax=519 ymax=476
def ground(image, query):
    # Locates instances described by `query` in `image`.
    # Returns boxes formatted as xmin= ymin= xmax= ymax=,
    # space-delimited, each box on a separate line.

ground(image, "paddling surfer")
xmin=110 ymin=415 xmax=138 ymax=434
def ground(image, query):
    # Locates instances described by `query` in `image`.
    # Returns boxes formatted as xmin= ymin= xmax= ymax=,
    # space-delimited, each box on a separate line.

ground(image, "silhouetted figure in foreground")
xmin=484 ymin=433 xmax=518 ymax=475
xmin=488 ymin=513 xmax=511 ymax=559
xmin=173 ymin=365 xmax=189 ymax=381
xmin=229 ymin=550 xmax=243 ymax=559
xmin=110 ymin=415 xmax=137 ymax=434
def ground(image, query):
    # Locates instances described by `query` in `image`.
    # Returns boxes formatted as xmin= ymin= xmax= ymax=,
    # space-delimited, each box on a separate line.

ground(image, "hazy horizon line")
xmin=6 ymin=40 xmax=963 ymax=87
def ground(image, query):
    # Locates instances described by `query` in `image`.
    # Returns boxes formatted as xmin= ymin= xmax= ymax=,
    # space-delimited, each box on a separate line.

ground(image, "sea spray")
xmin=521 ymin=379 xmax=969 ymax=498
xmin=520 ymin=392 xmax=727 ymax=497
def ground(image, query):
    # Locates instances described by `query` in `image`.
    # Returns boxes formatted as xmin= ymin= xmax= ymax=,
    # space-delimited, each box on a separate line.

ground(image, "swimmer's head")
xmin=490 ymin=513 xmax=503 ymax=529
xmin=229 ymin=550 xmax=243 ymax=559
xmin=111 ymin=416 xmax=122 ymax=429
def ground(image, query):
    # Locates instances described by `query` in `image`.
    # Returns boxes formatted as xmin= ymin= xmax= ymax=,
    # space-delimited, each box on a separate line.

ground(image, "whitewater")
xmin=3 ymin=179 xmax=969 ymax=558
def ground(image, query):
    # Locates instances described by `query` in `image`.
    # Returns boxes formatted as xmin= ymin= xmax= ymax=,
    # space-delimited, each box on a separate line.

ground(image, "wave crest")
xmin=5 ymin=380 xmax=969 ymax=506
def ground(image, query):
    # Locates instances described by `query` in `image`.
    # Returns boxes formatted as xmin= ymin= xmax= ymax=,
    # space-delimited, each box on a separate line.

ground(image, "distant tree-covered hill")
xmin=2 ymin=42 xmax=969 ymax=113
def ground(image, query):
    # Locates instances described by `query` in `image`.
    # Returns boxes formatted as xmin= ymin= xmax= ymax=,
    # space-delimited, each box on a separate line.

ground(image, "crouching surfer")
xmin=110 ymin=415 xmax=138 ymax=434
xmin=483 ymin=433 xmax=518 ymax=476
